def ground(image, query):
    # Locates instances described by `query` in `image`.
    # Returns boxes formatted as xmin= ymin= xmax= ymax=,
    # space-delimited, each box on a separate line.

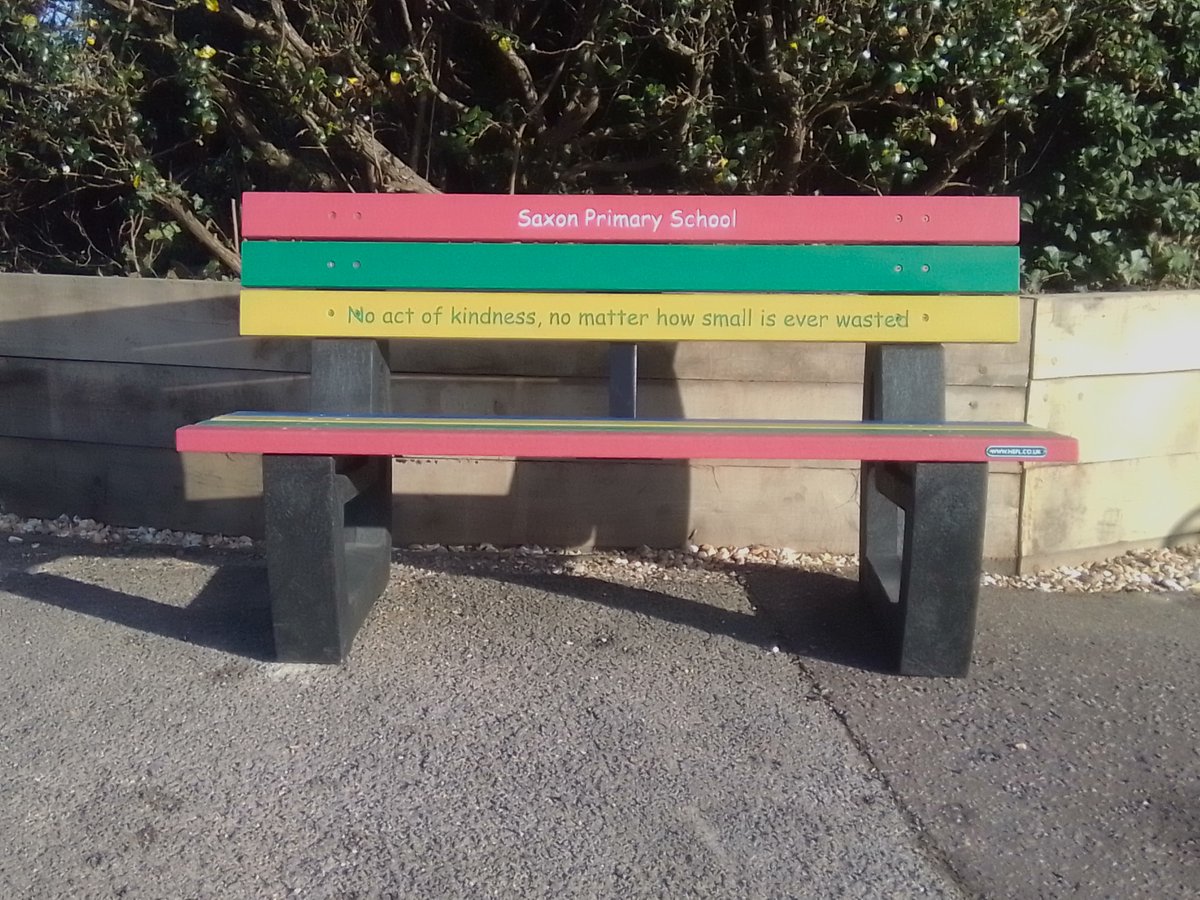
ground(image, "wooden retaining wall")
xmin=1 ymin=273 xmax=1194 ymax=569
xmin=1019 ymin=291 xmax=1200 ymax=571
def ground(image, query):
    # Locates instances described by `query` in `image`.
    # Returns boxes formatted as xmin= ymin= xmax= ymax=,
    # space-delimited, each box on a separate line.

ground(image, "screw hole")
xmin=352 ymin=260 xmax=361 ymax=269
xmin=923 ymin=214 xmax=930 ymax=222
xmin=354 ymin=211 xmax=363 ymax=220
xmin=326 ymin=261 xmax=335 ymax=269
xmin=328 ymin=211 xmax=337 ymax=220
xmin=895 ymin=214 xmax=903 ymax=223
xmin=894 ymin=264 xmax=903 ymax=273
xmin=922 ymin=264 xmax=930 ymax=272
xmin=327 ymin=308 xmax=335 ymax=317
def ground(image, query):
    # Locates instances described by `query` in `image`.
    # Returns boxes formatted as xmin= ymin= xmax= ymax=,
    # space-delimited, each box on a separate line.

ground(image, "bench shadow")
xmin=738 ymin=565 xmax=895 ymax=673
xmin=407 ymin=554 xmax=896 ymax=674
xmin=4 ymin=542 xmax=892 ymax=673
xmin=1166 ymin=506 xmax=1200 ymax=547
xmin=2 ymin=544 xmax=274 ymax=660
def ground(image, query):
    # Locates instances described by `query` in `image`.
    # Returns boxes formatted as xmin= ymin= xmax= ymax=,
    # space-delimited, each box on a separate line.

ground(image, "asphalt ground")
xmin=0 ymin=540 xmax=1196 ymax=899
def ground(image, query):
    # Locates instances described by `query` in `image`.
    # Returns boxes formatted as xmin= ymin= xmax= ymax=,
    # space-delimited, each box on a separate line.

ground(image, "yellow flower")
xmin=347 ymin=77 xmax=360 ymax=86
xmin=86 ymin=35 xmax=95 ymax=46
xmin=896 ymin=25 xmax=909 ymax=38
xmin=815 ymin=14 xmax=828 ymax=25
xmin=205 ymin=0 xmax=219 ymax=10
xmin=947 ymin=114 xmax=959 ymax=131
xmin=936 ymin=96 xmax=946 ymax=108
xmin=20 ymin=14 xmax=37 ymax=28
xmin=788 ymin=40 xmax=798 ymax=50
xmin=132 ymin=174 xmax=142 ymax=188
xmin=389 ymin=71 xmax=402 ymax=85
xmin=894 ymin=82 xmax=908 ymax=95
xmin=194 ymin=45 xmax=217 ymax=60
xmin=496 ymin=35 xmax=513 ymax=52
xmin=88 ymin=18 xmax=99 ymax=29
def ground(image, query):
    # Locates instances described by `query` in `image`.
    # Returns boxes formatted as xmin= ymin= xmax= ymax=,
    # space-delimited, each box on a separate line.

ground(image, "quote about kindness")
xmin=339 ymin=299 xmax=922 ymax=336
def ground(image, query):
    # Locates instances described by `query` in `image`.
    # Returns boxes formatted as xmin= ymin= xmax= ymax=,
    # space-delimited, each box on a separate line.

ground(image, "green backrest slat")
xmin=241 ymin=242 xmax=1018 ymax=294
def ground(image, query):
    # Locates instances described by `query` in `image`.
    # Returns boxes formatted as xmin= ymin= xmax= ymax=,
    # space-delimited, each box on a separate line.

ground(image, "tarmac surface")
xmin=0 ymin=539 xmax=1196 ymax=899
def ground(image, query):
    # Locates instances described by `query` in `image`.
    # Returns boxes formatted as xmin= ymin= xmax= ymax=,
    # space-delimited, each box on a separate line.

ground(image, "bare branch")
xmin=396 ymin=0 xmax=470 ymax=112
xmin=923 ymin=117 xmax=1007 ymax=196
xmin=153 ymin=191 xmax=242 ymax=275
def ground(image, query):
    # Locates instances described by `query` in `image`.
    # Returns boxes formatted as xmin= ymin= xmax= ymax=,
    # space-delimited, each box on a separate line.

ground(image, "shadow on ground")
xmin=738 ymin=566 xmax=894 ymax=673
xmin=1 ymin=539 xmax=897 ymax=672
xmin=0 ymin=541 xmax=274 ymax=660
xmin=389 ymin=551 xmax=898 ymax=674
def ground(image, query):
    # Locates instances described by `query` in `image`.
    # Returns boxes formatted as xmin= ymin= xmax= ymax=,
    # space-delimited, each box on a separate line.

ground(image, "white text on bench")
xmin=516 ymin=207 xmax=738 ymax=232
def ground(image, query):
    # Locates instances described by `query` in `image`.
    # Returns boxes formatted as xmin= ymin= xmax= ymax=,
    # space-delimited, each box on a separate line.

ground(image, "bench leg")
xmin=858 ymin=342 xmax=986 ymax=676
xmin=860 ymin=461 xmax=987 ymax=676
xmin=264 ymin=454 xmax=392 ymax=663
xmin=264 ymin=338 xmax=393 ymax=663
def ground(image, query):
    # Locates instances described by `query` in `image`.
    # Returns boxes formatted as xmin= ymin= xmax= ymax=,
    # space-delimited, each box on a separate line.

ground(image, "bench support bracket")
xmin=263 ymin=339 xmax=393 ymax=663
xmin=859 ymin=344 xmax=987 ymax=676
xmin=608 ymin=343 xmax=638 ymax=418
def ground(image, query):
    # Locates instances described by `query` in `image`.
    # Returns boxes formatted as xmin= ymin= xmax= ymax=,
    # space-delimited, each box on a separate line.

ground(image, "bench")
xmin=176 ymin=193 xmax=1077 ymax=676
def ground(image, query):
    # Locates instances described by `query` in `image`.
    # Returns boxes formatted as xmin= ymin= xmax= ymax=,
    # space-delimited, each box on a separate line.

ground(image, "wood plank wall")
xmin=1020 ymin=292 xmax=1200 ymax=571
xmin=0 ymin=272 xmax=1131 ymax=569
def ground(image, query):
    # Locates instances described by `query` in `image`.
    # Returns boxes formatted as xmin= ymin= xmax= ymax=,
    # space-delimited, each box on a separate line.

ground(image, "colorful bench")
xmin=176 ymin=193 xmax=1077 ymax=675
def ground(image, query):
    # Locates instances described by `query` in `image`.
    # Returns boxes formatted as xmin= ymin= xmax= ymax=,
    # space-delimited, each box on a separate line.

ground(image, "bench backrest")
xmin=238 ymin=194 xmax=1020 ymax=346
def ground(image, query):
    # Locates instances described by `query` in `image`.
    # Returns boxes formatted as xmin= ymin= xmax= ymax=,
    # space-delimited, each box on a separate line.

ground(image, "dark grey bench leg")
xmin=860 ymin=461 xmax=987 ymax=676
xmin=264 ymin=455 xmax=392 ymax=662
xmin=859 ymin=344 xmax=987 ymax=676
xmin=264 ymin=339 xmax=392 ymax=663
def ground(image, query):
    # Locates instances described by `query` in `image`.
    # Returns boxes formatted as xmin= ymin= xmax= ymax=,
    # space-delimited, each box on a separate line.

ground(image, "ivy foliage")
xmin=0 ymin=0 xmax=1196 ymax=288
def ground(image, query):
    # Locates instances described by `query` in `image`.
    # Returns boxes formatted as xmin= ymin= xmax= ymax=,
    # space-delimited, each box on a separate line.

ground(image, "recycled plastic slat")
xmin=177 ymin=413 xmax=1079 ymax=463
xmin=241 ymin=193 xmax=1020 ymax=244
xmin=241 ymin=242 xmax=1019 ymax=293
xmin=239 ymin=290 xmax=1021 ymax=343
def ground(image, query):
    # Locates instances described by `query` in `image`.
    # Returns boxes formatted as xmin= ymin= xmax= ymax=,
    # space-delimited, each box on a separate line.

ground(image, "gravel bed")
xmin=2 ymin=512 xmax=1198 ymax=595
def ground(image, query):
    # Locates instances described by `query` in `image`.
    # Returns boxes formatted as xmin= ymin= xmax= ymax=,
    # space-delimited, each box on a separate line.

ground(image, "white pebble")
xmin=0 ymin=510 xmax=1195 ymax=595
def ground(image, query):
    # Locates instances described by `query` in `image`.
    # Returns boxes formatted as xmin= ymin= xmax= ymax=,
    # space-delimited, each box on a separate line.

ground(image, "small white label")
xmin=986 ymin=445 xmax=1048 ymax=459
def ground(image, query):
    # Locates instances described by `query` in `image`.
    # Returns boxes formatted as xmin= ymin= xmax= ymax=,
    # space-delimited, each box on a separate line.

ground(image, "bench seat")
xmin=178 ymin=412 xmax=1076 ymax=463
